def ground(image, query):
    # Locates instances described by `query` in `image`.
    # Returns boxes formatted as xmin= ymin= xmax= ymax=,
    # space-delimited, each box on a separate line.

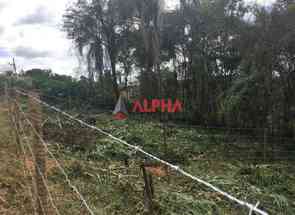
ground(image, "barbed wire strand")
xmin=15 ymin=87 xmax=294 ymax=141
xmin=13 ymin=87 xmax=279 ymax=133
xmin=17 ymin=112 xmax=61 ymax=215
xmin=11 ymin=114 xmax=37 ymax=214
xmin=20 ymin=134 xmax=50 ymax=215
xmin=16 ymin=89 xmax=269 ymax=215
xmin=15 ymin=100 xmax=96 ymax=215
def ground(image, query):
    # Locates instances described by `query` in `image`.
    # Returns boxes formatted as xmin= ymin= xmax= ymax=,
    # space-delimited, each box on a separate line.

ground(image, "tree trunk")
xmin=110 ymin=55 xmax=119 ymax=100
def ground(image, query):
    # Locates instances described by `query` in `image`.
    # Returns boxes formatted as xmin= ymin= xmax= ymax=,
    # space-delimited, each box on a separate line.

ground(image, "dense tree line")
xmin=62 ymin=0 xmax=295 ymax=136
xmin=2 ymin=0 xmax=294 ymax=137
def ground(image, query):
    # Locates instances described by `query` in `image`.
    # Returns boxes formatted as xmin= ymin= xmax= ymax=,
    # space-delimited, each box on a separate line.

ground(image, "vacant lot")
xmin=1 ymin=102 xmax=295 ymax=214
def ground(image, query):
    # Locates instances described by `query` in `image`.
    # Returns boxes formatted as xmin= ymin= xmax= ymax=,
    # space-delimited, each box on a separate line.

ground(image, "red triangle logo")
xmin=113 ymin=112 xmax=128 ymax=120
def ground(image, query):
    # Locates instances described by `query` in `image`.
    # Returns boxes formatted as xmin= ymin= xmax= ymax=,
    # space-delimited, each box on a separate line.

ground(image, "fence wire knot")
xmin=171 ymin=165 xmax=180 ymax=171
xmin=129 ymin=145 xmax=140 ymax=156
xmin=249 ymin=201 xmax=260 ymax=215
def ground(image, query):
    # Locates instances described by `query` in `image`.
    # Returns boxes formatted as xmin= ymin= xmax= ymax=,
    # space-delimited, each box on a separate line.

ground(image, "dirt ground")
xmin=0 ymin=104 xmax=34 ymax=215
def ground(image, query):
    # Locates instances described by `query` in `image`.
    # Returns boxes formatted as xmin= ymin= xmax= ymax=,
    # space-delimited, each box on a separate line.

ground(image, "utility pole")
xmin=9 ymin=57 xmax=17 ymax=74
xmin=12 ymin=58 xmax=17 ymax=74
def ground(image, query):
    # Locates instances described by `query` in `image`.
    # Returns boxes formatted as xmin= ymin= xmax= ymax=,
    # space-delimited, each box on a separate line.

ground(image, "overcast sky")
xmin=0 ymin=0 xmax=275 ymax=76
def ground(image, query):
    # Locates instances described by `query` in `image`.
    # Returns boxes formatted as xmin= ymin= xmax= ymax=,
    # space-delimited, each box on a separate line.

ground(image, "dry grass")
xmin=0 ymin=103 xmax=25 ymax=214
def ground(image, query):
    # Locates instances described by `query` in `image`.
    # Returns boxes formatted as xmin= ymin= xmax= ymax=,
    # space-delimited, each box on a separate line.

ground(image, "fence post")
xmin=28 ymin=92 xmax=49 ymax=215
xmin=11 ymin=89 xmax=22 ymax=156
xmin=4 ymin=82 xmax=9 ymax=108
xmin=14 ymin=91 xmax=38 ymax=214
xmin=141 ymin=163 xmax=154 ymax=215
xmin=4 ymin=82 xmax=14 ymax=145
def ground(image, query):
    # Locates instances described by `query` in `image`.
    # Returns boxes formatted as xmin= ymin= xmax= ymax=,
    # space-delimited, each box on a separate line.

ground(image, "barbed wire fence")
xmin=23 ymin=88 xmax=295 ymax=162
xmin=6 ymin=88 xmax=97 ymax=215
xmin=0 ymin=87 xmax=271 ymax=215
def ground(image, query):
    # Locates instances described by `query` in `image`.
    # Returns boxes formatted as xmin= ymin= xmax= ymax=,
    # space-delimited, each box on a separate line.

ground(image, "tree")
xmin=63 ymin=0 xmax=137 ymax=99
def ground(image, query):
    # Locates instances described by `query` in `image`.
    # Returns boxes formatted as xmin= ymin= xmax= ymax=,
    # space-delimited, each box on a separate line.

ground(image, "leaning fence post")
xmin=28 ymin=92 xmax=49 ymax=215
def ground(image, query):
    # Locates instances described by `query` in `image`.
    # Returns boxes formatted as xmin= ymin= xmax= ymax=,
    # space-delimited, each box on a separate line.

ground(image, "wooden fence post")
xmin=28 ymin=92 xmax=49 ymax=215
xmin=11 ymin=89 xmax=22 ymax=156
xmin=141 ymin=163 xmax=154 ymax=215
xmin=14 ymin=91 xmax=38 ymax=214
xmin=4 ymin=82 xmax=13 ymax=141
xmin=4 ymin=82 xmax=9 ymax=108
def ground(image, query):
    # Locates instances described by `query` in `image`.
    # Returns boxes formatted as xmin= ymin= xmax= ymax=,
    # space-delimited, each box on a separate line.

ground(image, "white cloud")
xmin=0 ymin=0 xmax=76 ymax=75
xmin=0 ymin=2 xmax=6 ymax=12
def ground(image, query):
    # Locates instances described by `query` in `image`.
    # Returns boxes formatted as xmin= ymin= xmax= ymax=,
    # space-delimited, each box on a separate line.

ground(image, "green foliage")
xmin=159 ymin=192 xmax=219 ymax=215
xmin=270 ymin=194 xmax=289 ymax=212
xmin=241 ymin=165 xmax=286 ymax=188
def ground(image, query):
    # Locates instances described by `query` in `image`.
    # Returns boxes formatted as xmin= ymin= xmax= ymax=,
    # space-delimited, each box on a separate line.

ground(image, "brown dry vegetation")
xmin=0 ymin=104 xmax=25 ymax=215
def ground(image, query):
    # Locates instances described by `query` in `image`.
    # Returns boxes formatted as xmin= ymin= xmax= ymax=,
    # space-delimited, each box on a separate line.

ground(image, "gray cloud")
xmin=15 ymin=6 xmax=53 ymax=25
xmin=0 ymin=26 xmax=4 ymax=35
xmin=13 ymin=46 xmax=51 ymax=59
